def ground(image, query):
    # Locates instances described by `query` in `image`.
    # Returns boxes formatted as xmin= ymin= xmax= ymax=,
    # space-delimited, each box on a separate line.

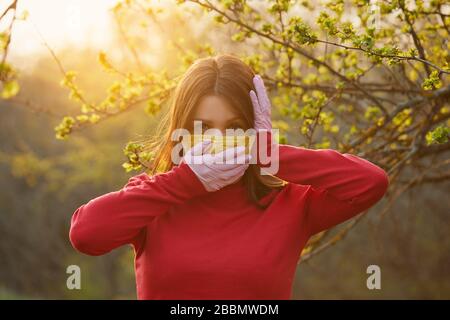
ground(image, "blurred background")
xmin=0 ymin=0 xmax=449 ymax=299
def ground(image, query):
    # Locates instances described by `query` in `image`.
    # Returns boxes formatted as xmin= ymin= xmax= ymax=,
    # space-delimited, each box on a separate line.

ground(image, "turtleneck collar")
xmin=198 ymin=176 xmax=248 ymax=204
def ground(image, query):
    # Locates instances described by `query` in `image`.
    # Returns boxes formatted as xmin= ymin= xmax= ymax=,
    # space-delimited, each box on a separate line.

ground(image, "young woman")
xmin=69 ymin=53 xmax=389 ymax=300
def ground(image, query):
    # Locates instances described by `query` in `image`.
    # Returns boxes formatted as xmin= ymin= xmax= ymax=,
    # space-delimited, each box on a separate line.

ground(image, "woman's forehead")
xmin=193 ymin=95 xmax=241 ymax=121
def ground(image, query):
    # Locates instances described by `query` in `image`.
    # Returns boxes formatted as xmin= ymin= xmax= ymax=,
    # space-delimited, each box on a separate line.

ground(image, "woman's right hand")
xmin=181 ymin=140 xmax=251 ymax=192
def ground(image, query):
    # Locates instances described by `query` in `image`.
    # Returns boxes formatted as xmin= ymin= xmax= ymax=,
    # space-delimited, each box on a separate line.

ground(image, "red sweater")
xmin=69 ymin=144 xmax=389 ymax=299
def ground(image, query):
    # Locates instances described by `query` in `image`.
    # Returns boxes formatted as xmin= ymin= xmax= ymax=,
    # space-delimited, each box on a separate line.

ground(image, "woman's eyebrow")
xmin=192 ymin=117 xmax=242 ymax=123
xmin=226 ymin=116 xmax=243 ymax=123
xmin=193 ymin=118 xmax=213 ymax=124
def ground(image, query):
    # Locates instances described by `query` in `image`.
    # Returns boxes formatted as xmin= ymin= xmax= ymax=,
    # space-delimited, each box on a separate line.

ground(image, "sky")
xmin=6 ymin=0 xmax=119 ymax=68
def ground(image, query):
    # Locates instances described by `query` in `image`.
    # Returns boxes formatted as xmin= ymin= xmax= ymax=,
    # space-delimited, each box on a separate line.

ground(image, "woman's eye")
xmin=228 ymin=123 xmax=243 ymax=130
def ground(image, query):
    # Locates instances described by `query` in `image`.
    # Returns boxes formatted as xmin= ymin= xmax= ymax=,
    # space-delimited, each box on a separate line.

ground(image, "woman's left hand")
xmin=250 ymin=74 xmax=272 ymax=132
xmin=249 ymin=74 xmax=277 ymax=170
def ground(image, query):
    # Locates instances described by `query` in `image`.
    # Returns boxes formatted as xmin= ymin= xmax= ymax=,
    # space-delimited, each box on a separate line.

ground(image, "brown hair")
xmin=143 ymin=53 xmax=285 ymax=208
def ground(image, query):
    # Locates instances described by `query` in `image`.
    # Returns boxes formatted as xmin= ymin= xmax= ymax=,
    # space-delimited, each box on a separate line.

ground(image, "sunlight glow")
xmin=9 ymin=0 xmax=118 ymax=66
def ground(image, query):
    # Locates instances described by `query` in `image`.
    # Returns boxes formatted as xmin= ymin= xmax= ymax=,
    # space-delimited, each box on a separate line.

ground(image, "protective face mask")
xmin=184 ymin=134 xmax=255 ymax=156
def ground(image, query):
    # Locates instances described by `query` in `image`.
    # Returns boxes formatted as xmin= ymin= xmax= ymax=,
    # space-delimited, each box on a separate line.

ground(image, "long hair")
xmin=143 ymin=53 xmax=285 ymax=208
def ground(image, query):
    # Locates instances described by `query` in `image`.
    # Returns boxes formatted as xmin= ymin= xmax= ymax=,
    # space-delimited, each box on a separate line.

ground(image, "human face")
xmin=191 ymin=95 xmax=246 ymax=136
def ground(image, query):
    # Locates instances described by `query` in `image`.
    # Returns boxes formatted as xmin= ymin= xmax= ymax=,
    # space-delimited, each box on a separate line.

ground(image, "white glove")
xmin=181 ymin=140 xmax=251 ymax=192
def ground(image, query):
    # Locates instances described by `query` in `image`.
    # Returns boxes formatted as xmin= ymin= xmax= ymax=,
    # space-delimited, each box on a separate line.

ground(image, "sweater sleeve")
xmin=69 ymin=162 xmax=209 ymax=256
xmin=272 ymin=144 xmax=389 ymax=236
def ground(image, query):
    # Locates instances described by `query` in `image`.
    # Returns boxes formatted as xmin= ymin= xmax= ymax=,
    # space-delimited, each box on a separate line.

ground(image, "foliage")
xmin=1 ymin=0 xmax=449 ymax=298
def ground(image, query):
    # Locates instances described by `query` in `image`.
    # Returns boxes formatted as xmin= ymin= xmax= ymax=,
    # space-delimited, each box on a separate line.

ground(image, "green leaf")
xmin=422 ymin=70 xmax=442 ymax=90
xmin=426 ymin=126 xmax=449 ymax=145
xmin=1 ymin=80 xmax=19 ymax=99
